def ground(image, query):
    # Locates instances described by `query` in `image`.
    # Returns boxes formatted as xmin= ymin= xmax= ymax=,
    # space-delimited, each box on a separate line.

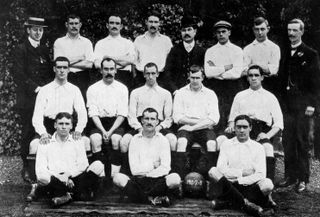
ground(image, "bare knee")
xmin=263 ymin=143 xmax=274 ymax=157
xmin=29 ymin=139 xmax=40 ymax=155
xmin=206 ymin=140 xmax=217 ymax=152
xmin=111 ymin=134 xmax=122 ymax=150
xmin=216 ymin=135 xmax=228 ymax=151
xmin=208 ymin=167 xmax=223 ymax=182
xmin=120 ymin=134 xmax=132 ymax=153
xmin=165 ymin=173 xmax=181 ymax=189
xmin=166 ymin=133 xmax=177 ymax=151
xmin=87 ymin=160 xmax=105 ymax=177
xmin=113 ymin=173 xmax=130 ymax=188
xmin=90 ymin=133 xmax=102 ymax=153
xmin=177 ymin=137 xmax=188 ymax=152
xmin=82 ymin=136 xmax=91 ymax=152
xmin=258 ymin=178 xmax=274 ymax=195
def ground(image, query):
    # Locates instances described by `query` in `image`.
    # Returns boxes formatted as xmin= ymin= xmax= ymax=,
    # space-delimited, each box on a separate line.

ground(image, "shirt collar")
xmin=101 ymin=79 xmax=116 ymax=88
xmin=291 ymin=41 xmax=302 ymax=49
xmin=106 ymin=35 xmax=122 ymax=40
xmin=53 ymin=80 xmax=69 ymax=89
xmin=233 ymin=137 xmax=253 ymax=145
xmin=187 ymin=84 xmax=205 ymax=93
xmin=144 ymin=83 xmax=159 ymax=91
xmin=66 ymin=33 xmax=81 ymax=40
xmin=216 ymin=40 xmax=231 ymax=48
xmin=28 ymin=37 xmax=40 ymax=48
xmin=144 ymin=31 xmax=161 ymax=39
xmin=136 ymin=131 xmax=161 ymax=138
xmin=248 ymin=86 xmax=264 ymax=93
xmin=183 ymin=41 xmax=195 ymax=51
xmin=50 ymin=132 xmax=73 ymax=143
xmin=252 ymin=38 xmax=269 ymax=46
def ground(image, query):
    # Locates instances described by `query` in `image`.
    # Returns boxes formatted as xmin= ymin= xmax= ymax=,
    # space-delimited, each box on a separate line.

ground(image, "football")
xmin=183 ymin=172 xmax=206 ymax=198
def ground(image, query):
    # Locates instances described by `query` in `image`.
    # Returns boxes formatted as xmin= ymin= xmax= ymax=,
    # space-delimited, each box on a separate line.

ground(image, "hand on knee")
xmin=111 ymin=134 xmax=122 ymax=150
xmin=113 ymin=173 xmax=130 ymax=188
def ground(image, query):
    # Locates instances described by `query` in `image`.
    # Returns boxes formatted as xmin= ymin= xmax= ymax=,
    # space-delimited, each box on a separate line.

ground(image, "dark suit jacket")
xmin=12 ymin=39 xmax=52 ymax=109
xmin=278 ymin=42 xmax=320 ymax=114
xmin=163 ymin=42 xmax=206 ymax=93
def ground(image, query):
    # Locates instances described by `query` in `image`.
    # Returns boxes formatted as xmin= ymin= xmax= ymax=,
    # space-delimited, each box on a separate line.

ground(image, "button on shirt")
xmin=86 ymin=80 xmax=128 ymax=118
xmin=32 ymin=81 xmax=87 ymax=135
xmin=94 ymin=35 xmax=135 ymax=71
xmin=129 ymin=85 xmax=173 ymax=130
xmin=217 ymin=137 xmax=266 ymax=185
xmin=54 ymin=34 xmax=94 ymax=73
xmin=173 ymin=84 xmax=220 ymax=125
xmin=204 ymin=41 xmax=243 ymax=80
xmin=243 ymin=39 xmax=280 ymax=75
xmin=129 ymin=132 xmax=171 ymax=178
xmin=134 ymin=32 xmax=172 ymax=72
xmin=36 ymin=133 xmax=89 ymax=184
xmin=228 ymin=87 xmax=283 ymax=129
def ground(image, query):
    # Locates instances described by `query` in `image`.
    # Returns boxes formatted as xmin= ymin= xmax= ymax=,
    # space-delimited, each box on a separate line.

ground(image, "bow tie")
xmin=291 ymin=47 xmax=297 ymax=51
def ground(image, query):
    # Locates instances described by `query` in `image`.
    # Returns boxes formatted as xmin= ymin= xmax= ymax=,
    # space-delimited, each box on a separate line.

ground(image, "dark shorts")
xmin=177 ymin=128 xmax=216 ymax=148
xmin=89 ymin=117 xmax=126 ymax=137
xmin=130 ymin=176 xmax=167 ymax=197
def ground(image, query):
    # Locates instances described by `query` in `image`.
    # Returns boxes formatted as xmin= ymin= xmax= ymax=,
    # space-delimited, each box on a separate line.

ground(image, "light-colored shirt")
xmin=32 ymin=80 xmax=87 ymax=135
xmin=36 ymin=133 xmax=89 ymax=184
xmin=183 ymin=41 xmax=195 ymax=53
xmin=129 ymin=132 xmax=171 ymax=178
xmin=134 ymin=32 xmax=172 ymax=71
xmin=129 ymin=84 xmax=173 ymax=130
xmin=243 ymin=38 xmax=281 ymax=75
xmin=94 ymin=35 xmax=135 ymax=71
xmin=86 ymin=80 xmax=128 ymax=118
xmin=28 ymin=36 xmax=40 ymax=48
xmin=229 ymin=87 xmax=283 ymax=130
xmin=204 ymin=41 xmax=243 ymax=80
xmin=217 ymin=137 xmax=266 ymax=185
xmin=173 ymin=84 xmax=220 ymax=125
xmin=54 ymin=34 xmax=94 ymax=73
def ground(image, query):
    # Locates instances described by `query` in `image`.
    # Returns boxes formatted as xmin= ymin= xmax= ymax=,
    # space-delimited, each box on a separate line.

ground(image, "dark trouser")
xmin=68 ymin=70 xmax=90 ymax=102
xmin=283 ymin=112 xmax=311 ymax=183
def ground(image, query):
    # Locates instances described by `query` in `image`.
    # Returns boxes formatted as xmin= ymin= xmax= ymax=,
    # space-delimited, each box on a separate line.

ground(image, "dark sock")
xmin=110 ymin=149 xmax=122 ymax=166
xmin=266 ymin=157 xmax=275 ymax=183
xmin=171 ymin=152 xmax=189 ymax=179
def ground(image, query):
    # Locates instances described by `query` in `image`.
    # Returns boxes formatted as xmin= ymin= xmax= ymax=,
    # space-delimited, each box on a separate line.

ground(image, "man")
xmin=243 ymin=17 xmax=281 ymax=92
xmin=223 ymin=65 xmax=283 ymax=183
xmin=172 ymin=65 xmax=220 ymax=179
xmin=27 ymin=112 xmax=104 ymax=207
xmin=94 ymin=15 xmax=135 ymax=90
xmin=204 ymin=20 xmax=243 ymax=134
xmin=133 ymin=11 xmax=172 ymax=88
xmin=113 ymin=108 xmax=181 ymax=206
xmin=278 ymin=18 xmax=320 ymax=192
xmin=30 ymin=56 xmax=88 ymax=155
xmin=12 ymin=17 xmax=52 ymax=182
xmin=164 ymin=15 xmax=205 ymax=93
xmin=54 ymin=14 xmax=94 ymax=100
xmin=208 ymin=115 xmax=275 ymax=216
xmin=87 ymin=58 xmax=128 ymax=179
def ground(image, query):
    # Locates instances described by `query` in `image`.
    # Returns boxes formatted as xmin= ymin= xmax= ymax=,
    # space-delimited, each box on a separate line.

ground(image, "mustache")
xmin=183 ymin=34 xmax=191 ymax=38
xmin=112 ymin=27 xmax=118 ymax=30
xmin=150 ymin=26 xmax=156 ymax=30
xmin=146 ymin=124 xmax=153 ymax=127
xmin=104 ymin=74 xmax=114 ymax=79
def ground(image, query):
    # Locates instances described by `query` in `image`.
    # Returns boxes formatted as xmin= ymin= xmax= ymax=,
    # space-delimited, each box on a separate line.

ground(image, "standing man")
xmin=164 ymin=16 xmax=205 ymax=94
xmin=278 ymin=18 xmax=320 ymax=192
xmin=204 ymin=20 xmax=243 ymax=134
xmin=87 ymin=58 xmax=129 ymax=179
xmin=134 ymin=11 xmax=172 ymax=88
xmin=113 ymin=108 xmax=181 ymax=206
xmin=54 ymin=14 xmax=94 ymax=100
xmin=94 ymin=15 xmax=135 ymax=90
xmin=12 ymin=17 xmax=52 ymax=182
xmin=173 ymin=65 xmax=220 ymax=179
xmin=243 ymin=17 xmax=281 ymax=92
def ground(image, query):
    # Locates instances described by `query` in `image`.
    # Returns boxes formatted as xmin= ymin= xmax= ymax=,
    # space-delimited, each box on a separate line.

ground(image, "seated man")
xmin=27 ymin=112 xmax=104 ymax=207
xmin=172 ymin=65 xmax=220 ymax=179
xmin=221 ymin=65 xmax=283 ymax=182
xmin=87 ymin=57 xmax=128 ymax=178
xmin=113 ymin=108 xmax=181 ymax=206
xmin=208 ymin=115 xmax=276 ymax=216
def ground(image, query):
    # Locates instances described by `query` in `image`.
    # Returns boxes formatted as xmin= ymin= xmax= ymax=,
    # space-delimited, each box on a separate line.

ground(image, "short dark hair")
xmin=253 ymin=17 xmax=269 ymax=27
xmin=142 ymin=107 xmax=159 ymax=119
xmin=234 ymin=115 xmax=252 ymax=127
xmin=247 ymin=64 xmax=264 ymax=76
xmin=288 ymin=18 xmax=304 ymax=32
xmin=54 ymin=56 xmax=70 ymax=66
xmin=147 ymin=10 xmax=161 ymax=20
xmin=55 ymin=112 xmax=73 ymax=122
xmin=101 ymin=57 xmax=117 ymax=69
xmin=144 ymin=62 xmax=158 ymax=73
xmin=108 ymin=14 xmax=122 ymax=23
xmin=66 ymin=14 xmax=81 ymax=22
xmin=189 ymin=64 xmax=203 ymax=74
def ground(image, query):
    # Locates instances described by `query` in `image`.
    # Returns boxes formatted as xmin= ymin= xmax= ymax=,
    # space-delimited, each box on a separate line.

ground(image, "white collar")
xmin=28 ymin=37 xmax=40 ymax=48
xmin=183 ymin=41 xmax=195 ymax=51
xmin=252 ymin=38 xmax=269 ymax=45
xmin=291 ymin=41 xmax=302 ymax=49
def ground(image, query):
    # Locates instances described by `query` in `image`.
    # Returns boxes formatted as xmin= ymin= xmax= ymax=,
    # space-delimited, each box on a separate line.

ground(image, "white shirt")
xmin=204 ymin=41 xmax=243 ymax=80
xmin=129 ymin=84 xmax=173 ymax=130
xmin=32 ymin=80 xmax=87 ymax=135
xmin=36 ymin=133 xmax=88 ymax=184
xmin=129 ymin=132 xmax=171 ymax=178
xmin=217 ymin=137 xmax=266 ymax=185
xmin=183 ymin=41 xmax=195 ymax=53
xmin=173 ymin=84 xmax=220 ymax=125
xmin=228 ymin=87 xmax=283 ymax=130
xmin=86 ymin=80 xmax=128 ymax=118
xmin=54 ymin=34 xmax=94 ymax=73
xmin=28 ymin=37 xmax=40 ymax=48
xmin=134 ymin=32 xmax=172 ymax=71
xmin=243 ymin=38 xmax=281 ymax=75
xmin=94 ymin=35 xmax=135 ymax=71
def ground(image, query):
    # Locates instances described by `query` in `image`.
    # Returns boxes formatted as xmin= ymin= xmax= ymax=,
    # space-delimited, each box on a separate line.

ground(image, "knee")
xmin=37 ymin=175 xmax=51 ymax=186
xmin=208 ymin=167 xmax=222 ymax=182
xmin=87 ymin=160 xmax=105 ymax=177
xmin=90 ymin=133 xmax=102 ymax=153
xmin=120 ymin=134 xmax=132 ymax=153
xmin=177 ymin=137 xmax=188 ymax=152
xmin=111 ymin=134 xmax=122 ymax=150
xmin=113 ymin=173 xmax=130 ymax=188
xmin=258 ymin=178 xmax=274 ymax=195
xmin=165 ymin=173 xmax=181 ymax=189
xmin=206 ymin=140 xmax=217 ymax=152
xmin=29 ymin=139 xmax=40 ymax=155
xmin=263 ymin=143 xmax=274 ymax=157
xmin=166 ymin=133 xmax=177 ymax=151
xmin=216 ymin=135 xmax=228 ymax=151
xmin=82 ymin=136 xmax=91 ymax=152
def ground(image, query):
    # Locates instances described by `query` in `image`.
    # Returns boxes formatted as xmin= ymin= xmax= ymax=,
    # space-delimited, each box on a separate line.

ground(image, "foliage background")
xmin=0 ymin=0 xmax=319 ymax=155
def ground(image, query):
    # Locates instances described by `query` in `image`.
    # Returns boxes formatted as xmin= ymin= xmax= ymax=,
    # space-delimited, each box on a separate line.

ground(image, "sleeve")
xmin=228 ymin=94 xmax=240 ymax=122
xmin=32 ymin=88 xmax=47 ymax=135
xmin=243 ymin=46 xmax=252 ymax=72
xmin=221 ymin=47 xmax=243 ymax=79
xmin=160 ymin=91 xmax=173 ymax=129
xmin=270 ymin=95 xmax=284 ymax=130
xmin=84 ymin=39 xmax=95 ymax=62
xmin=172 ymin=89 xmax=184 ymax=123
xmin=128 ymin=90 xmax=142 ymax=130
xmin=117 ymin=85 xmax=129 ymax=117
xmin=267 ymin=44 xmax=281 ymax=75
xmin=35 ymin=144 xmax=52 ymax=185
xmin=125 ymin=40 xmax=136 ymax=63
xmin=70 ymin=140 xmax=89 ymax=177
xmin=74 ymin=87 xmax=88 ymax=133
xmin=204 ymin=49 xmax=225 ymax=79
xmin=133 ymin=37 xmax=141 ymax=66
xmin=86 ymin=85 xmax=99 ymax=117
xmin=53 ymin=39 xmax=64 ymax=60
xmin=207 ymin=91 xmax=220 ymax=125
xmin=93 ymin=41 xmax=104 ymax=65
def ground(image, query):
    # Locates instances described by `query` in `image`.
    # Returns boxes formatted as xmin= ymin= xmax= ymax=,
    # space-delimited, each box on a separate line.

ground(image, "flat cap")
xmin=213 ymin=20 xmax=232 ymax=30
xmin=24 ymin=17 xmax=47 ymax=27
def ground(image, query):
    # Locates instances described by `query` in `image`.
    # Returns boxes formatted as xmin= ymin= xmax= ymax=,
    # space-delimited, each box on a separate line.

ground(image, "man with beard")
xmin=94 ymin=15 xmax=135 ymax=90
xmin=12 ymin=17 xmax=52 ymax=182
xmin=164 ymin=15 xmax=205 ymax=94
xmin=54 ymin=14 xmax=94 ymax=100
xmin=87 ymin=58 xmax=129 ymax=180
xmin=133 ymin=11 xmax=172 ymax=88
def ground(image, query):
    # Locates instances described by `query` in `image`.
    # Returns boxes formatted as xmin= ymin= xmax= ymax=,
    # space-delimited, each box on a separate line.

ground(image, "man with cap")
xmin=12 ymin=17 xmax=52 ymax=182
xmin=54 ymin=14 xmax=94 ymax=101
xmin=164 ymin=15 xmax=206 ymax=94
xmin=133 ymin=11 xmax=172 ymax=88
xmin=204 ymin=20 xmax=243 ymax=135
xmin=243 ymin=17 xmax=281 ymax=93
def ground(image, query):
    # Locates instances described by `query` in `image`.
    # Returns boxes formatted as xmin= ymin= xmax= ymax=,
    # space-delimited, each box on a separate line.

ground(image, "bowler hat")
xmin=181 ymin=16 xmax=197 ymax=28
xmin=24 ymin=17 xmax=47 ymax=27
xmin=213 ymin=20 xmax=232 ymax=30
